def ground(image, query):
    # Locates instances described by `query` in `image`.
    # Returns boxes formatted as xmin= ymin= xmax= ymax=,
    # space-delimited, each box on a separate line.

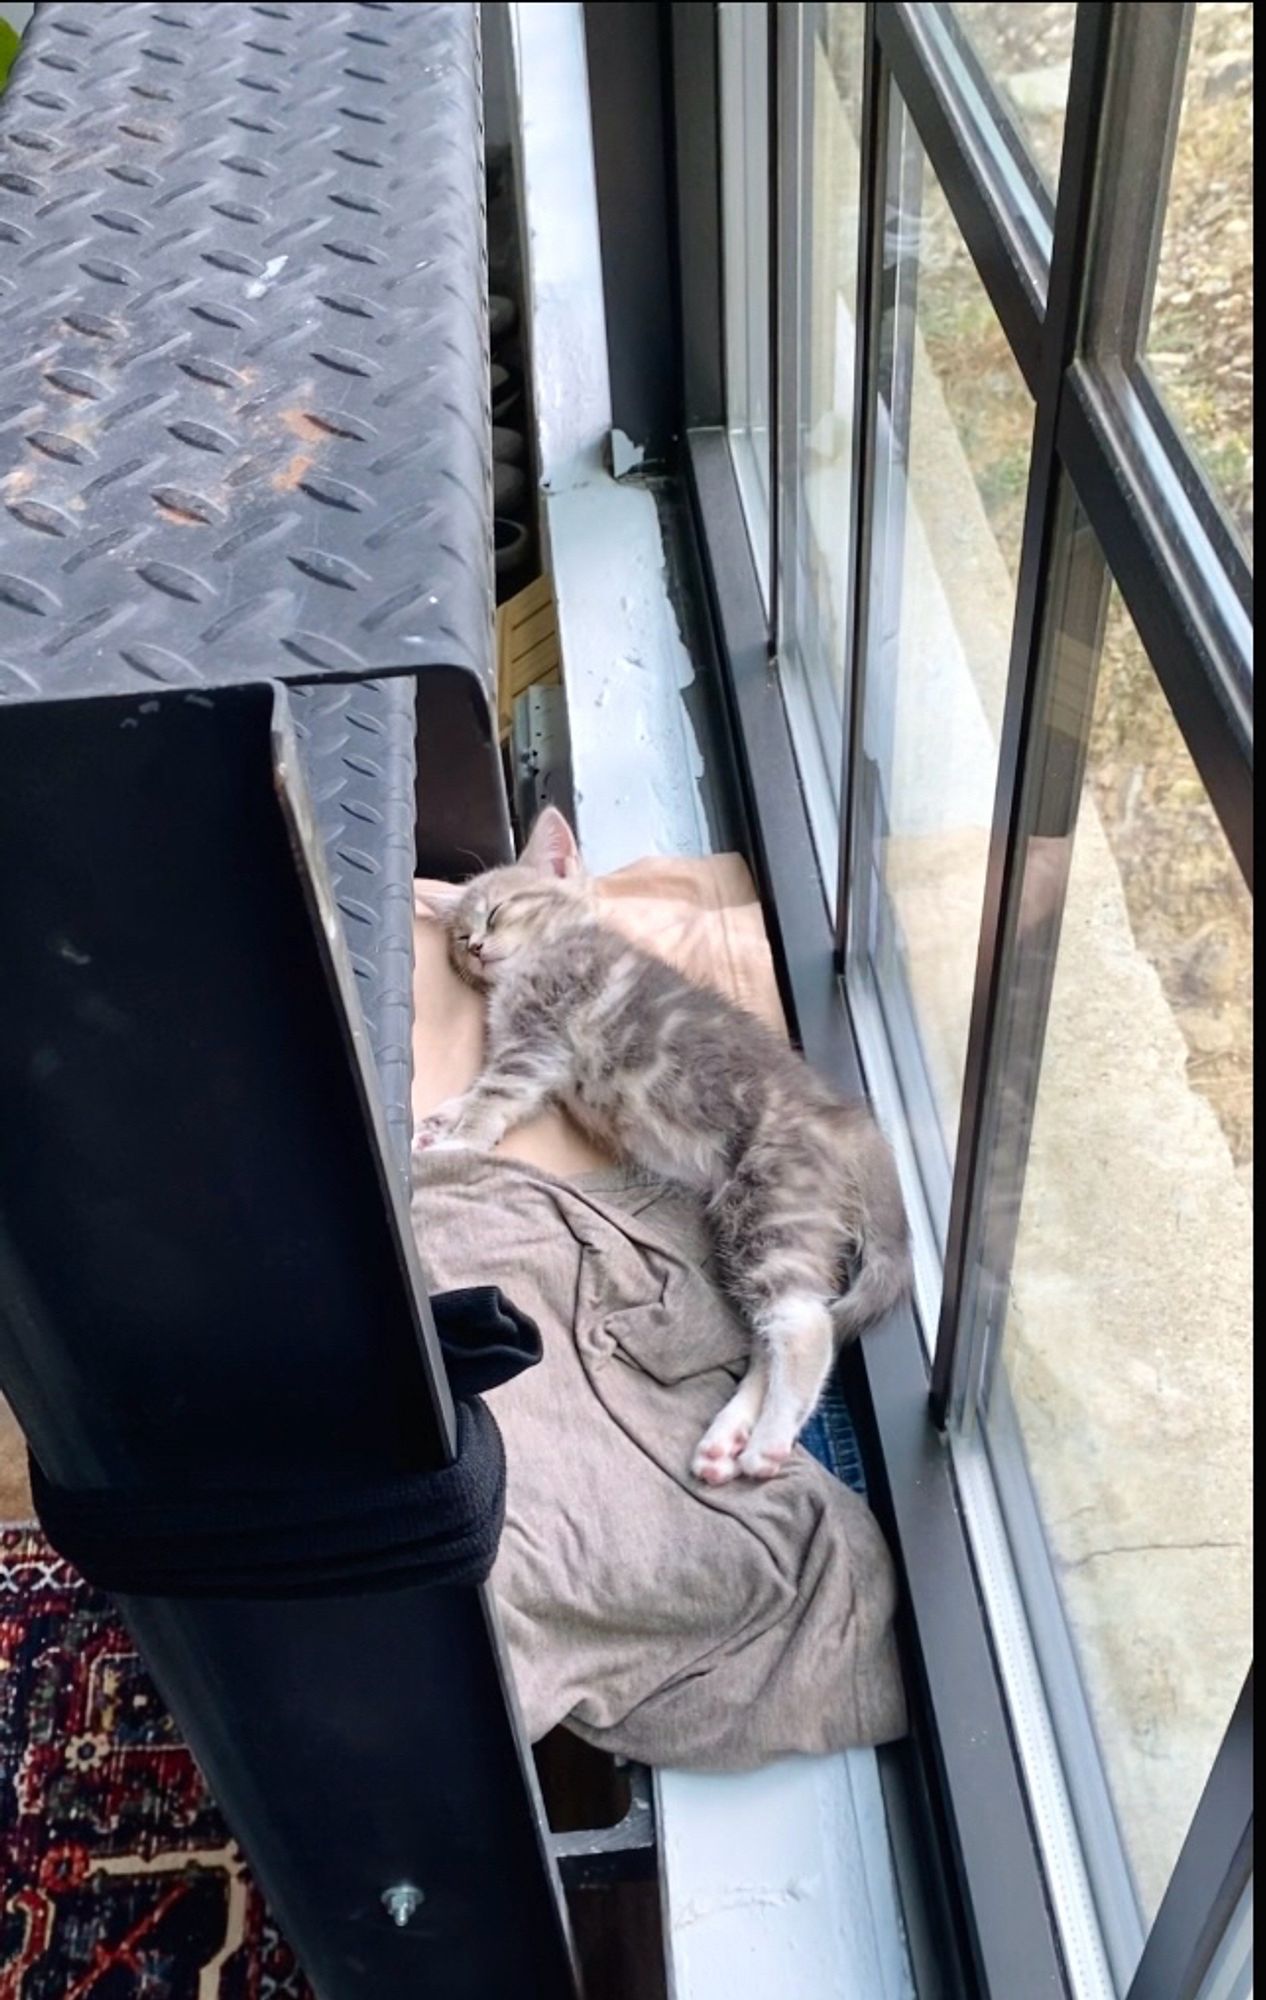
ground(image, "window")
xmin=949 ymin=3 xmax=1076 ymax=190
xmin=1147 ymin=3 xmax=1254 ymax=556
xmin=958 ymin=497 xmax=1252 ymax=1974
xmin=688 ymin=3 xmax=1253 ymax=1994
xmin=849 ymin=79 xmax=1035 ymax=1258
xmin=777 ymin=3 xmax=865 ymax=886
xmin=719 ymin=0 xmax=772 ymax=598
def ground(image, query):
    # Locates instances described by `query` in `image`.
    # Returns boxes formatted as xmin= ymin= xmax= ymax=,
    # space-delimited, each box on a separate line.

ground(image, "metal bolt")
xmin=381 ymin=1883 xmax=424 ymax=1928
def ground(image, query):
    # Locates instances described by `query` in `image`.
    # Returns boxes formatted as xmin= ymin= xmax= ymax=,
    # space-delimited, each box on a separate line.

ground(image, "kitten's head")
xmin=415 ymin=806 xmax=591 ymax=988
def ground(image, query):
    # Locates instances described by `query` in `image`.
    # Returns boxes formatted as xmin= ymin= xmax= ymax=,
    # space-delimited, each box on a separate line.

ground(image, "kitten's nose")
xmin=469 ymin=938 xmax=485 ymax=959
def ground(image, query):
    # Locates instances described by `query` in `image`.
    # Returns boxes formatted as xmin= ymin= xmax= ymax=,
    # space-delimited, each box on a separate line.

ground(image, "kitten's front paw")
xmin=412 ymin=1100 xmax=466 ymax=1155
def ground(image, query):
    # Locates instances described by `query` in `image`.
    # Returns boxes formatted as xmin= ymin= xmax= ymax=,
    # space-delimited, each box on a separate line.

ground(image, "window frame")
xmin=666 ymin=4 xmax=1253 ymax=1998
xmin=718 ymin=0 xmax=776 ymax=603
xmin=772 ymin=0 xmax=855 ymax=901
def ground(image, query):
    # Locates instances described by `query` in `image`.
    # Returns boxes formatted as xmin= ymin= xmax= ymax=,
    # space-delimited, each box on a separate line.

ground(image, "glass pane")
xmin=974 ymin=507 xmax=1253 ymax=1959
xmin=778 ymin=2 xmax=865 ymax=882
xmin=950 ymin=2 xmax=1077 ymax=189
xmin=849 ymin=87 xmax=1035 ymax=1246
xmin=720 ymin=1 xmax=772 ymax=590
xmin=788 ymin=4 xmax=864 ymax=725
xmin=1148 ymin=2 xmax=1254 ymax=555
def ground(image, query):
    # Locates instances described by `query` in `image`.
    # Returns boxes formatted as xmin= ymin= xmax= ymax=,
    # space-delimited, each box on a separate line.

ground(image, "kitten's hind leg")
xmin=691 ymin=1347 xmax=770 ymax=1487
xmin=738 ymin=1292 xmax=834 ymax=1480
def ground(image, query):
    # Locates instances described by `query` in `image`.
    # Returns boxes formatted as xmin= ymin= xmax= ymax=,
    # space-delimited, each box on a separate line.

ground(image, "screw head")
xmin=381 ymin=1883 xmax=424 ymax=1928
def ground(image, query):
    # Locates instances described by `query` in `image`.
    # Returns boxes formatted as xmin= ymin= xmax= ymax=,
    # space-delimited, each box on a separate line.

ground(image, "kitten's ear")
xmin=414 ymin=881 xmax=462 ymax=920
xmin=519 ymin=805 xmax=582 ymax=880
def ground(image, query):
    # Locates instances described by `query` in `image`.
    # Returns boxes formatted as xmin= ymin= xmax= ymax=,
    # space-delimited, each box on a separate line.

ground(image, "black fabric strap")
xmin=29 ymin=1286 xmax=541 ymax=1601
xmin=429 ymin=1284 xmax=542 ymax=1398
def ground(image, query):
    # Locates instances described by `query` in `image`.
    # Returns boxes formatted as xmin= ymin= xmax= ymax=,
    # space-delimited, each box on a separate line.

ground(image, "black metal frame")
xmin=663 ymin=3 xmax=1253 ymax=1997
xmin=583 ymin=0 xmax=680 ymax=464
xmin=1127 ymin=1671 xmax=1254 ymax=2000
xmin=0 ymin=684 xmax=579 ymax=2000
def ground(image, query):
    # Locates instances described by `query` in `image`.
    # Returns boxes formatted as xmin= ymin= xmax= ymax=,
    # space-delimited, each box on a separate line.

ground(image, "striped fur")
xmin=414 ymin=810 xmax=910 ymax=1482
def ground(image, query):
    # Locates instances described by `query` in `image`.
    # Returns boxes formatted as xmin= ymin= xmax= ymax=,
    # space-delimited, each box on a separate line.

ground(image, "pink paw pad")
xmin=413 ymin=1121 xmax=455 ymax=1153
xmin=692 ymin=1455 xmax=740 ymax=1487
xmin=701 ymin=1432 xmax=746 ymax=1459
xmin=691 ymin=1414 xmax=757 ymax=1485
xmin=738 ymin=1442 xmax=790 ymax=1481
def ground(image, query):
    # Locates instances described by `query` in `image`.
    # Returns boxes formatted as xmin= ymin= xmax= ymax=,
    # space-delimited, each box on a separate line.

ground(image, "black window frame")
xmin=655 ymin=4 xmax=1253 ymax=1997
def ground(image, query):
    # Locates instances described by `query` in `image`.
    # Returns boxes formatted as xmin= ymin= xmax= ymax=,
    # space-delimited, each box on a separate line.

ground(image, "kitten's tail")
xmin=828 ymin=1240 xmax=911 ymax=1342
xmin=827 ymin=1121 xmax=913 ymax=1343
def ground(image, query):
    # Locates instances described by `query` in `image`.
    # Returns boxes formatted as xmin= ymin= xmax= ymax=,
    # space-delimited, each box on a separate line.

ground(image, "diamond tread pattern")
xmin=0 ymin=0 xmax=494 ymax=705
xmin=291 ymin=676 xmax=417 ymax=1175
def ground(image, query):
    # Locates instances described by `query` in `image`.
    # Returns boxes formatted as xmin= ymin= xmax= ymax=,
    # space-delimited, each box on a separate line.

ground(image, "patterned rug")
xmin=0 ymin=1528 xmax=313 ymax=2000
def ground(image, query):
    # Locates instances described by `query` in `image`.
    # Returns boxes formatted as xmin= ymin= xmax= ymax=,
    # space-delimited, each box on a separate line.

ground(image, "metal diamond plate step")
xmin=0 ymin=0 xmax=510 ymax=1137
xmin=291 ymin=674 xmax=416 ymax=1173
xmin=0 ymin=0 xmax=494 ymax=708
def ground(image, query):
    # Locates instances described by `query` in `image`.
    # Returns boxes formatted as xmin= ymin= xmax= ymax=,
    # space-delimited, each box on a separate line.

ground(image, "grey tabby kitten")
xmin=414 ymin=807 xmax=910 ymax=1484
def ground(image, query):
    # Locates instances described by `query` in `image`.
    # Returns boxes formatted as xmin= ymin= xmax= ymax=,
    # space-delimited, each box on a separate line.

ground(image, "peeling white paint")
xmin=672 ymin=1876 xmax=822 ymax=1930
xmin=610 ymin=426 xmax=647 ymax=479
xmin=546 ymin=473 xmax=707 ymax=872
xmin=512 ymin=0 xmax=707 ymax=871
xmin=658 ymin=1758 xmax=914 ymax=2000
xmin=510 ymin=2 xmax=612 ymax=489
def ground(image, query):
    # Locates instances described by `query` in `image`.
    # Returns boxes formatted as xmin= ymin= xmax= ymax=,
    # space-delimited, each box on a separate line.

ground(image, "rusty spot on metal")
xmin=278 ymin=405 xmax=327 ymax=443
xmin=272 ymin=451 xmax=313 ymax=491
